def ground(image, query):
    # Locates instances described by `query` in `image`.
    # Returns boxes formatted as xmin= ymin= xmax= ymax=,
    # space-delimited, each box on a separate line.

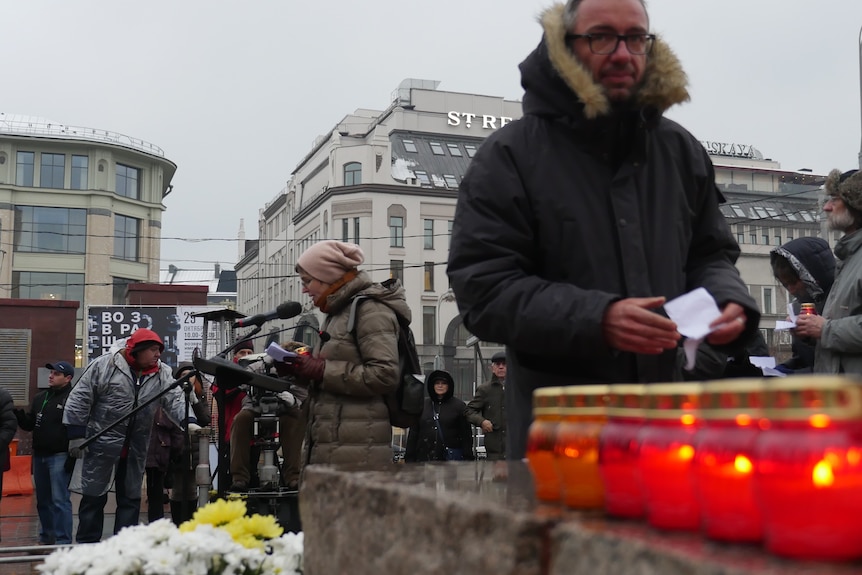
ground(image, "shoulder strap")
xmin=347 ymin=295 xmax=372 ymax=335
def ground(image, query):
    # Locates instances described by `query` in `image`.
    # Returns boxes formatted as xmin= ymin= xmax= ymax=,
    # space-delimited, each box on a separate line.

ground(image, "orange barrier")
xmin=2 ymin=453 xmax=34 ymax=496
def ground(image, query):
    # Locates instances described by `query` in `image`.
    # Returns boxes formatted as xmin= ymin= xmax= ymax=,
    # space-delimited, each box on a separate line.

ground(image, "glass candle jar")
xmin=637 ymin=383 xmax=702 ymax=531
xmin=694 ymin=379 xmax=766 ymax=543
xmin=554 ymin=385 xmax=610 ymax=510
xmin=755 ymin=376 xmax=862 ymax=561
xmin=598 ymin=384 xmax=646 ymax=519
xmin=526 ymin=386 xmax=564 ymax=503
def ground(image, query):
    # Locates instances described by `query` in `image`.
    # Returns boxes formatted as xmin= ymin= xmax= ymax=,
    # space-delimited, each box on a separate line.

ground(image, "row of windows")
xmin=10 ymin=205 xmax=140 ymax=261
xmin=402 ymin=139 xmax=478 ymax=158
xmin=14 ymin=151 xmax=141 ymax=199
xmin=735 ymin=225 xmax=821 ymax=246
xmin=389 ymin=217 xmax=453 ymax=249
xmin=729 ymin=204 xmax=819 ymax=223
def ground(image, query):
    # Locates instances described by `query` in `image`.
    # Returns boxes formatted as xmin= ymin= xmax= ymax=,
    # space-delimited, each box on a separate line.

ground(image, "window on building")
xmin=390 ymin=260 xmax=404 ymax=282
xmin=344 ymin=162 xmax=362 ymax=186
xmin=763 ymin=287 xmax=773 ymax=315
xmin=116 ymin=163 xmax=140 ymax=199
xmin=423 ymin=306 xmax=436 ymax=345
xmin=353 ymin=217 xmax=360 ymax=243
xmin=750 ymin=228 xmax=757 ymax=245
xmin=424 ymin=219 xmax=434 ymax=249
xmin=443 ymin=175 xmax=458 ymax=188
xmin=464 ymin=144 xmax=477 ymax=158
xmin=446 ymin=143 xmax=462 ymax=157
xmin=16 ymin=151 xmax=34 ymax=186
xmin=13 ymin=206 xmax=86 ymax=254
xmin=12 ymin=271 xmax=85 ymax=320
xmin=40 ymin=153 xmax=65 ymax=188
xmin=403 ymin=140 xmax=417 ymax=153
xmin=787 ymin=231 xmax=793 ymax=241
xmin=736 ymin=224 xmax=745 ymax=244
xmin=762 ymin=230 xmax=769 ymax=245
xmin=114 ymin=214 xmax=140 ymax=261
xmin=414 ymin=171 xmax=431 ymax=186
xmin=390 ymin=216 xmax=404 ymax=247
xmin=71 ymin=155 xmax=88 ymax=190
xmin=731 ymin=205 xmax=747 ymax=218
xmin=429 ymin=142 xmax=445 ymax=155
xmin=112 ymin=277 xmax=137 ymax=305
xmin=341 ymin=218 xmax=349 ymax=242
xmin=424 ymin=262 xmax=434 ymax=291
xmin=774 ymin=233 xmax=781 ymax=246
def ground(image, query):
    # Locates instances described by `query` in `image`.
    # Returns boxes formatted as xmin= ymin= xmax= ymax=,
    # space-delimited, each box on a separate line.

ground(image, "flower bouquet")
xmin=38 ymin=499 xmax=303 ymax=575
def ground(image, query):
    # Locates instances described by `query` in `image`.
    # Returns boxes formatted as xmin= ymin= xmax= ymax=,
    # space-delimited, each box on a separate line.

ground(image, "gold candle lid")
xmin=532 ymin=386 xmax=564 ymax=417
xmin=642 ymin=383 xmax=702 ymax=420
xmin=699 ymin=378 xmax=766 ymax=421
xmin=559 ymin=385 xmax=610 ymax=417
xmin=763 ymin=375 xmax=862 ymax=421
xmin=606 ymin=384 xmax=646 ymax=418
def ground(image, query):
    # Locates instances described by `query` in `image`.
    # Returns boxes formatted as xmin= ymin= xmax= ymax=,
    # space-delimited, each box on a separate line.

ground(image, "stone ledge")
xmin=300 ymin=461 xmax=862 ymax=575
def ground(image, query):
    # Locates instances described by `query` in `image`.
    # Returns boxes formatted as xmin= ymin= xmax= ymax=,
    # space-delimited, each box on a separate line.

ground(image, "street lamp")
xmin=434 ymin=288 xmax=456 ymax=369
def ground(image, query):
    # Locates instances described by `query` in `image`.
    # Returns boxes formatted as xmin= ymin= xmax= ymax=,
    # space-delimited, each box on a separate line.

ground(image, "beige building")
xmin=236 ymin=80 xmax=826 ymax=392
xmin=0 ymin=113 xmax=176 ymax=363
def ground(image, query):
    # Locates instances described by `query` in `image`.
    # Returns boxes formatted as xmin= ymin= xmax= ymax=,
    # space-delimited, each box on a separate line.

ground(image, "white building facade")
xmin=0 ymin=114 xmax=177 ymax=363
xmin=236 ymin=80 xmax=826 ymax=395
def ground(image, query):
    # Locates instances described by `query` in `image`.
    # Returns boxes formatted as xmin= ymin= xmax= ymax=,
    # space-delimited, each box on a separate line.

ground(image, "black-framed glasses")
xmin=565 ymin=33 xmax=656 ymax=55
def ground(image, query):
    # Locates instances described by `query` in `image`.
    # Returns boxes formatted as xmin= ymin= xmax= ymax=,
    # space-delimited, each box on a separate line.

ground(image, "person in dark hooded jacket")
xmin=405 ymin=370 xmax=473 ymax=462
xmin=771 ymin=238 xmax=836 ymax=373
xmin=447 ymin=0 xmax=759 ymax=460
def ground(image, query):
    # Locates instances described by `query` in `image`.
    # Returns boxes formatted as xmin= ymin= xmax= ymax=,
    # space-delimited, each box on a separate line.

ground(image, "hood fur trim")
xmin=541 ymin=3 xmax=689 ymax=119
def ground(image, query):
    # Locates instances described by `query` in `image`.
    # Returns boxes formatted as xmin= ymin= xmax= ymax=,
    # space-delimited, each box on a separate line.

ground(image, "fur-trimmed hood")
xmin=770 ymin=237 xmax=835 ymax=304
xmin=520 ymin=3 xmax=689 ymax=120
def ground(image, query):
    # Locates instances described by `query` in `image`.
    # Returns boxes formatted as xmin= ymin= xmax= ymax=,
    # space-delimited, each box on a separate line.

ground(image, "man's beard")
xmin=828 ymin=209 xmax=856 ymax=232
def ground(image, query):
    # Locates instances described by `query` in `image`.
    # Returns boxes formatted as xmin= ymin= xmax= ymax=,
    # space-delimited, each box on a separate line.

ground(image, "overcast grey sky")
xmin=5 ymin=1 xmax=862 ymax=269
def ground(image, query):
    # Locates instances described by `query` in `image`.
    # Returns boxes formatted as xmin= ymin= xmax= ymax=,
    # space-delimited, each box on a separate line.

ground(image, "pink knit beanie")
xmin=297 ymin=240 xmax=365 ymax=283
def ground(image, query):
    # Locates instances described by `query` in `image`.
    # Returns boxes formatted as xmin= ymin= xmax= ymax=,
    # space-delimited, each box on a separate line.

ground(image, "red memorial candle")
xmin=637 ymin=383 xmax=702 ymax=530
xmin=526 ymin=387 xmax=564 ymax=503
xmin=755 ymin=376 xmax=862 ymax=561
xmin=555 ymin=385 xmax=609 ymax=509
xmin=694 ymin=379 xmax=766 ymax=543
xmin=598 ymin=384 xmax=646 ymax=519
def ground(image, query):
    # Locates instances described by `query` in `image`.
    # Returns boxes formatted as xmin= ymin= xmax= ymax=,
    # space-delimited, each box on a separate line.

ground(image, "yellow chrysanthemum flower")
xmin=221 ymin=514 xmax=284 ymax=547
xmin=188 ymin=499 xmax=248 ymax=528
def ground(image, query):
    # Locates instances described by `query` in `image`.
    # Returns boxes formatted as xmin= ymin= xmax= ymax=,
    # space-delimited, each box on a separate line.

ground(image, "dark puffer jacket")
xmin=447 ymin=4 xmax=759 ymax=459
xmin=770 ymin=237 xmax=836 ymax=373
xmin=405 ymin=370 xmax=473 ymax=462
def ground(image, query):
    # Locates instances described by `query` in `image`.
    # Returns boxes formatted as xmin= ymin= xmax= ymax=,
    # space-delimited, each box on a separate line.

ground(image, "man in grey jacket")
xmin=797 ymin=169 xmax=862 ymax=374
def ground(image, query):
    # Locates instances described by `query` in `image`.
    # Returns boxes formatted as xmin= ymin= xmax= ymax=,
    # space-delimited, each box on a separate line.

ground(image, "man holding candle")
xmin=447 ymin=0 xmax=759 ymax=459
xmin=796 ymin=169 xmax=862 ymax=374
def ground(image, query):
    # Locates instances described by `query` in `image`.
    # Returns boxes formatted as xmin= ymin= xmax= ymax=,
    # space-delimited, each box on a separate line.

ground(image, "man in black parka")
xmin=447 ymin=0 xmax=760 ymax=459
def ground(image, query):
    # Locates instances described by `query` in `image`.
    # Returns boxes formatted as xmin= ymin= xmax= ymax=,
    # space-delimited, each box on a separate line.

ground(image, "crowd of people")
xmin=4 ymin=0 xmax=862 ymax=547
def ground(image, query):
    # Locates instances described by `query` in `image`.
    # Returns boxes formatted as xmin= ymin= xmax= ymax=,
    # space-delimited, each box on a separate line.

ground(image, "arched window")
xmin=344 ymin=162 xmax=361 ymax=186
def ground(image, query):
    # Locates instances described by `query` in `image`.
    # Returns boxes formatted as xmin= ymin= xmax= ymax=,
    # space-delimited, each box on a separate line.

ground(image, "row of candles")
xmin=525 ymin=376 xmax=862 ymax=562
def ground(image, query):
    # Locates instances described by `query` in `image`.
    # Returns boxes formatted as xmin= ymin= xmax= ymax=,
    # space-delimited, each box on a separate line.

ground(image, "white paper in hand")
xmin=664 ymin=288 xmax=722 ymax=371
xmin=266 ymin=342 xmax=298 ymax=362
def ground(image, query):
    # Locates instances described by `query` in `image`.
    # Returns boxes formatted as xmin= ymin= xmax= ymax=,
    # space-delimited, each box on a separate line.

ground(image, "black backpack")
xmin=347 ymin=283 xmax=425 ymax=428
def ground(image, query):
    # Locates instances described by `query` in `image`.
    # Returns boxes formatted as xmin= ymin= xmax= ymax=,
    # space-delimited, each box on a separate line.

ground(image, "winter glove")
xmin=68 ymin=438 xmax=87 ymax=459
xmin=13 ymin=408 xmax=26 ymax=427
xmin=277 ymin=391 xmax=298 ymax=408
xmin=286 ymin=354 xmax=325 ymax=382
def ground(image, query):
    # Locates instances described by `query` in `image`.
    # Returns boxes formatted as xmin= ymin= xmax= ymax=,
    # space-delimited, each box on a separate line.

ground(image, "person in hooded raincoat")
xmin=446 ymin=0 xmax=760 ymax=460
xmin=64 ymin=328 xmax=187 ymax=542
xmin=405 ymin=370 xmax=473 ymax=462
xmin=770 ymin=237 xmax=836 ymax=374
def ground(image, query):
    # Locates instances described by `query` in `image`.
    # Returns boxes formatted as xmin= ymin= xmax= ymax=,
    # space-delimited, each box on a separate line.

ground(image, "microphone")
xmin=234 ymin=301 xmax=303 ymax=328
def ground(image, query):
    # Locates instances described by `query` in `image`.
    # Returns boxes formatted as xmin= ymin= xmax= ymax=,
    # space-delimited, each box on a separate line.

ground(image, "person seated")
xmin=229 ymin=343 xmax=303 ymax=491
